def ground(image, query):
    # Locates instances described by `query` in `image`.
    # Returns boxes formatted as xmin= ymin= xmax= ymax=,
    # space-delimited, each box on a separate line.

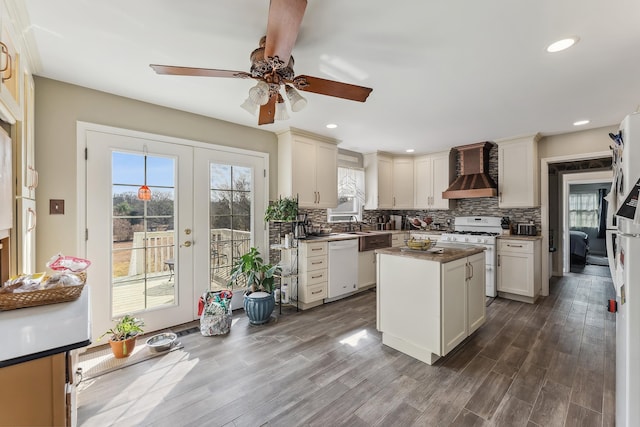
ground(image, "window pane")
xmin=211 ymin=164 xmax=231 ymax=190
xmin=113 ymin=152 xmax=144 ymax=185
xmin=146 ymin=156 xmax=174 ymax=187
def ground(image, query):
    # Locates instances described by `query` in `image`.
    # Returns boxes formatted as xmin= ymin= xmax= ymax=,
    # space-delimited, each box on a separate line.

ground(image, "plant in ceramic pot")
xmin=228 ymin=247 xmax=281 ymax=325
xmin=100 ymin=314 xmax=145 ymax=358
xmin=264 ymin=196 xmax=298 ymax=222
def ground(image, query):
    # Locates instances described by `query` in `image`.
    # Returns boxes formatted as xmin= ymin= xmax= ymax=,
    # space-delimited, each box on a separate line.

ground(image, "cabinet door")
xmin=498 ymin=140 xmax=537 ymax=208
xmin=392 ymin=157 xmax=414 ymax=208
xmin=357 ymin=250 xmax=376 ymax=288
xmin=377 ymin=156 xmax=394 ymax=208
xmin=16 ymin=198 xmax=36 ymax=274
xmin=430 ymin=153 xmax=452 ymax=210
xmin=314 ymin=142 xmax=338 ymax=208
xmin=291 ymin=138 xmax=317 ymax=207
xmin=441 ymin=258 xmax=467 ymax=355
xmin=497 ymin=252 xmax=533 ymax=296
xmin=467 ymin=253 xmax=486 ymax=334
xmin=0 ymin=2 xmax=22 ymax=122
xmin=16 ymin=72 xmax=36 ymax=198
xmin=413 ymin=156 xmax=431 ymax=209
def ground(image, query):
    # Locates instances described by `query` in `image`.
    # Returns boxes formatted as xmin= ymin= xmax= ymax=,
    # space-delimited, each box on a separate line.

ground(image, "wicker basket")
xmin=0 ymin=272 xmax=87 ymax=311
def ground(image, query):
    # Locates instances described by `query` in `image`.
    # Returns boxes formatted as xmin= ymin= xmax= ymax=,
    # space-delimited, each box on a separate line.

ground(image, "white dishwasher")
xmin=326 ymin=238 xmax=359 ymax=302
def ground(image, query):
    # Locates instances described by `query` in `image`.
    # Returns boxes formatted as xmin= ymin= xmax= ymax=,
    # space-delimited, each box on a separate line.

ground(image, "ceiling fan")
xmin=150 ymin=0 xmax=373 ymax=125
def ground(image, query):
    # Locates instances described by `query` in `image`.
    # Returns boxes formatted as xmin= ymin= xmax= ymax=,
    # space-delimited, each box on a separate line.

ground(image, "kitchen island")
xmin=376 ymin=245 xmax=485 ymax=365
xmin=0 ymin=287 xmax=90 ymax=426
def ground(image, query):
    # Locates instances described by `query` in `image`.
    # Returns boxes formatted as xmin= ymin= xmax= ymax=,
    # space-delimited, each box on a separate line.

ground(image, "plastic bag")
xmin=200 ymin=290 xmax=233 ymax=336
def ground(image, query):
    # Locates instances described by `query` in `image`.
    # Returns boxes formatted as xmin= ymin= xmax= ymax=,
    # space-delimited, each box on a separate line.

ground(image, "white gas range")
xmin=440 ymin=216 xmax=503 ymax=297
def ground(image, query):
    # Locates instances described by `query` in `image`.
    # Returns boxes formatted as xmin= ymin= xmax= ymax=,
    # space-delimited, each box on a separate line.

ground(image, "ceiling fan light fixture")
xmin=275 ymin=94 xmax=290 ymax=121
xmin=285 ymin=85 xmax=307 ymax=112
xmin=248 ymin=80 xmax=270 ymax=105
xmin=240 ymin=97 xmax=258 ymax=116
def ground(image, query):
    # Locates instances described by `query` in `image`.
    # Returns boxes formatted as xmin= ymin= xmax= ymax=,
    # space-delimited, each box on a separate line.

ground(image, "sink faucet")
xmin=348 ymin=215 xmax=362 ymax=232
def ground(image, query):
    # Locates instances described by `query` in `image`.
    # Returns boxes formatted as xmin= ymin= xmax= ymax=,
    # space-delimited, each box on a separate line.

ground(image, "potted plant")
xmin=228 ymin=247 xmax=281 ymax=325
xmin=264 ymin=196 xmax=298 ymax=222
xmin=100 ymin=314 xmax=145 ymax=358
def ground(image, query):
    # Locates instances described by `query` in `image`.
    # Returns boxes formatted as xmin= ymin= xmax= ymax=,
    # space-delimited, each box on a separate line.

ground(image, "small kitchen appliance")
xmin=440 ymin=216 xmax=502 ymax=297
xmin=516 ymin=223 xmax=537 ymax=236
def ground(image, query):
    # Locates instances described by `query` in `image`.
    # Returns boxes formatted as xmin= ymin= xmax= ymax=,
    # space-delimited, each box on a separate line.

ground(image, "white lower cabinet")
xmin=441 ymin=253 xmax=486 ymax=354
xmin=497 ymin=238 xmax=541 ymax=303
xmin=298 ymin=241 xmax=328 ymax=306
xmin=357 ymin=250 xmax=376 ymax=288
xmin=377 ymin=251 xmax=486 ymax=365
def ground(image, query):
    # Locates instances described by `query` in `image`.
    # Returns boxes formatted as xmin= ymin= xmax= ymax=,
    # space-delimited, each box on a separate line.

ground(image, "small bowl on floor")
xmin=146 ymin=332 xmax=177 ymax=353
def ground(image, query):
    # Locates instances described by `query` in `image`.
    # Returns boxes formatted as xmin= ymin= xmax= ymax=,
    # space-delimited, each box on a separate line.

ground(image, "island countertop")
xmin=375 ymin=244 xmax=485 ymax=263
xmin=0 ymin=287 xmax=91 ymax=368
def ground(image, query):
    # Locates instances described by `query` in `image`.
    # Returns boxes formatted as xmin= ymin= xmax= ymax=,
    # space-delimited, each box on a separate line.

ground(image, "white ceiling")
xmin=21 ymin=0 xmax=640 ymax=154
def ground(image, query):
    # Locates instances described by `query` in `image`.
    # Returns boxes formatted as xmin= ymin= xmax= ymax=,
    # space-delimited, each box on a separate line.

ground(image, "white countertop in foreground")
xmin=0 ymin=286 xmax=91 ymax=367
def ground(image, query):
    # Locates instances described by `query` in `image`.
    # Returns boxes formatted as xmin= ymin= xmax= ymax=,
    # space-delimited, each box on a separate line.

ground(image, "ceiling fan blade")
xmin=264 ymin=0 xmax=307 ymax=67
xmin=292 ymin=75 xmax=373 ymax=102
xmin=258 ymin=95 xmax=277 ymax=125
xmin=150 ymin=64 xmax=252 ymax=79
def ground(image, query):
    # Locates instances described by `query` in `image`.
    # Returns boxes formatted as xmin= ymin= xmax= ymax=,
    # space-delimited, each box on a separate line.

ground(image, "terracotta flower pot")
xmin=109 ymin=336 xmax=137 ymax=358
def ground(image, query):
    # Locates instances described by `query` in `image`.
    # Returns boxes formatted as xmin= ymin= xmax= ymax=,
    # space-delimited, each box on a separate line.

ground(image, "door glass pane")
xmin=209 ymin=163 xmax=252 ymax=290
xmin=111 ymin=152 xmax=177 ymax=317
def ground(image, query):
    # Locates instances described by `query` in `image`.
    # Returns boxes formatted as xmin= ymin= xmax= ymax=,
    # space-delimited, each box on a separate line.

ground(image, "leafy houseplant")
xmin=228 ymin=247 xmax=281 ymax=325
xmin=228 ymin=247 xmax=281 ymax=295
xmin=100 ymin=314 xmax=145 ymax=358
xmin=264 ymin=196 xmax=298 ymax=222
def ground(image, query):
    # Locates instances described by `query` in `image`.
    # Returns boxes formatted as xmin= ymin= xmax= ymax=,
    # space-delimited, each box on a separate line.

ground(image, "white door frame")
xmin=540 ymin=150 xmax=610 ymax=294
xmin=77 ymin=122 xmax=269 ymax=338
xmin=561 ymin=171 xmax=613 ymax=273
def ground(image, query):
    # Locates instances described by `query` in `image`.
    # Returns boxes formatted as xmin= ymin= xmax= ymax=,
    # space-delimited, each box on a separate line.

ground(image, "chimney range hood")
xmin=442 ymin=141 xmax=497 ymax=199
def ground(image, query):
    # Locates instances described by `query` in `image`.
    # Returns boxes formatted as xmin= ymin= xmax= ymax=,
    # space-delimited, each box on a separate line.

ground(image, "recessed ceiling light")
xmin=326 ymin=123 xmax=338 ymax=129
xmin=546 ymin=37 xmax=579 ymax=53
xmin=573 ymin=119 xmax=590 ymax=126
xmin=405 ymin=149 xmax=415 ymax=153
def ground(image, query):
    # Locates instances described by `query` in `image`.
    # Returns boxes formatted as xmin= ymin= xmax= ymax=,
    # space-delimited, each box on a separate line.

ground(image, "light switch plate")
xmin=50 ymin=199 xmax=65 ymax=215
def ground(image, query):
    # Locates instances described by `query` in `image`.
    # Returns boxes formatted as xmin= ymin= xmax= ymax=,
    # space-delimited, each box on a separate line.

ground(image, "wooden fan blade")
xmin=292 ymin=75 xmax=373 ymax=102
xmin=150 ymin=64 xmax=251 ymax=79
xmin=264 ymin=0 xmax=307 ymax=67
xmin=258 ymin=95 xmax=277 ymax=125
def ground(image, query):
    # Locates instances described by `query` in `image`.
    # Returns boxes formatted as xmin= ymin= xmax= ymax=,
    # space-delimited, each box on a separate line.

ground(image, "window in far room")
xmin=569 ymin=191 xmax=599 ymax=228
xmin=327 ymin=167 xmax=365 ymax=223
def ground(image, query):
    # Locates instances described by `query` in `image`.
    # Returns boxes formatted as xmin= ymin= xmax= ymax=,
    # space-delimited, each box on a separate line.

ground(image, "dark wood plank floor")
xmin=77 ymin=271 xmax=615 ymax=427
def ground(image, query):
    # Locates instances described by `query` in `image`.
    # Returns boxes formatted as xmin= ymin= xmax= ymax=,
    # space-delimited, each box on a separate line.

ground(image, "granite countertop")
xmin=409 ymin=230 xmax=445 ymax=236
xmin=375 ymin=244 xmax=485 ymax=263
xmin=297 ymin=233 xmax=362 ymax=243
xmin=498 ymin=235 xmax=543 ymax=241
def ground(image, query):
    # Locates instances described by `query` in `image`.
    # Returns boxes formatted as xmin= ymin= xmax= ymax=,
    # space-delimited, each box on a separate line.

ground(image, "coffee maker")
xmin=294 ymin=214 xmax=307 ymax=239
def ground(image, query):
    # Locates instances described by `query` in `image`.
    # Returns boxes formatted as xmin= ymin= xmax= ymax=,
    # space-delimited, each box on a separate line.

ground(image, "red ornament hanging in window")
xmin=138 ymin=185 xmax=151 ymax=201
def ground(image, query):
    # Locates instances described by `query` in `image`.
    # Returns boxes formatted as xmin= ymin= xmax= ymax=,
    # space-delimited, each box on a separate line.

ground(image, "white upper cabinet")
xmin=364 ymin=153 xmax=413 ymax=209
xmin=15 ymin=71 xmax=36 ymax=199
xmin=414 ymin=150 xmax=455 ymax=210
xmin=278 ymin=129 xmax=338 ymax=209
xmin=392 ymin=157 xmax=414 ymax=209
xmin=0 ymin=1 xmax=23 ymax=123
xmin=496 ymin=134 xmax=540 ymax=208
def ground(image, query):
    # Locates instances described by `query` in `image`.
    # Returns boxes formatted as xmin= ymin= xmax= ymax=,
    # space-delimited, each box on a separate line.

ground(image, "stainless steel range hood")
xmin=442 ymin=141 xmax=497 ymax=199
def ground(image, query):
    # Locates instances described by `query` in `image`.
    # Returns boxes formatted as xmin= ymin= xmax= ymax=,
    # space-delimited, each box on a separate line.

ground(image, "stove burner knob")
xmin=464 ymin=237 xmax=469 ymax=242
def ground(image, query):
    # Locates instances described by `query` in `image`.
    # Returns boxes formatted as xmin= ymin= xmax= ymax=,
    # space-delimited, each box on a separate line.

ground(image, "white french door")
xmin=193 ymin=147 xmax=268 ymax=310
xmin=81 ymin=124 xmax=268 ymax=341
xmin=85 ymin=130 xmax=194 ymax=340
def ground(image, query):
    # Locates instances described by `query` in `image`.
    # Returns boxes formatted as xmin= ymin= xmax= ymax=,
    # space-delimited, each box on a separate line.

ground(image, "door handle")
xmin=497 ymin=255 xmax=500 ymax=267
xmin=27 ymin=208 xmax=36 ymax=232
xmin=181 ymin=241 xmax=192 ymax=248
xmin=317 ymin=192 xmax=320 ymax=204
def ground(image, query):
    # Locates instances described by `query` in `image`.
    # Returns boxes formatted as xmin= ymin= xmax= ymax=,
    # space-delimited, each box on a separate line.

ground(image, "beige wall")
xmin=538 ymin=125 xmax=616 ymax=159
xmin=34 ymin=77 xmax=277 ymax=268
